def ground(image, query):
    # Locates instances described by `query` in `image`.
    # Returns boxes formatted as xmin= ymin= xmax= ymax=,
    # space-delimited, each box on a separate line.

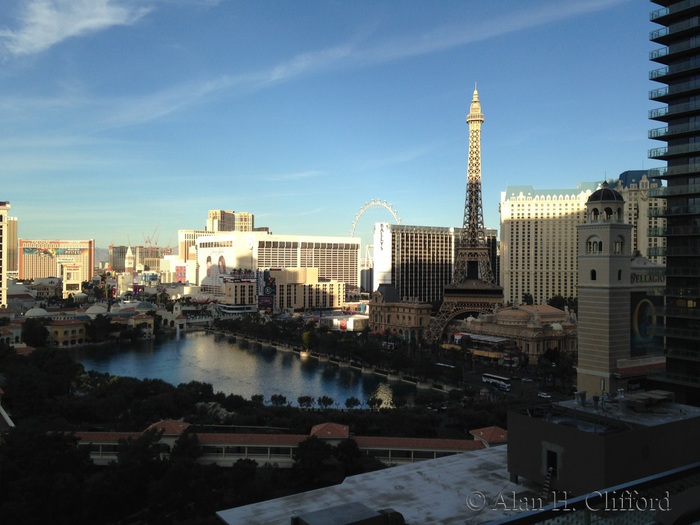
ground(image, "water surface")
xmin=73 ymin=332 xmax=417 ymax=407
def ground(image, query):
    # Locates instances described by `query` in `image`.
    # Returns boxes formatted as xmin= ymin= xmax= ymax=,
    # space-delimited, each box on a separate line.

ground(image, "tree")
xmin=86 ymin=314 xmax=113 ymax=343
xmin=270 ymin=394 xmax=288 ymax=406
xmin=297 ymin=395 xmax=315 ymax=409
xmin=522 ymin=293 xmax=534 ymax=305
xmin=547 ymin=294 xmax=567 ymax=311
xmin=366 ymin=396 xmax=383 ymax=411
xmin=334 ymin=438 xmax=362 ymax=476
xmin=344 ymin=396 xmax=361 ymax=410
xmin=317 ymin=395 xmax=334 ymax=410
xmin=293 ymin=436 xmax=334 ymax=486
xmin=251 ymin=394 xmax=264 ymax=405
xmin=0 ymin=422 xmax=93 ymax=523
xmin=21 ymin=317 xmax=50 ymax=348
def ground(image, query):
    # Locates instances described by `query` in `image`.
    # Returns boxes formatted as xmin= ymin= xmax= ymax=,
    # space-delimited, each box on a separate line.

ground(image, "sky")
xmin=0 ymin=0 xmax=663 ymax=253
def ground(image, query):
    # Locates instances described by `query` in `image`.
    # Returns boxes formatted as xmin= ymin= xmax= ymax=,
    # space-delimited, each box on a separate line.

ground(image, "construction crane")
xmin=143 ymin=223 xmax=160 ymax=258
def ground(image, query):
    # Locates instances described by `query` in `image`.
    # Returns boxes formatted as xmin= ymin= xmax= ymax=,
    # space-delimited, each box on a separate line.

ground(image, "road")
xmin=460 ymin=366 xmax=569 ymax=402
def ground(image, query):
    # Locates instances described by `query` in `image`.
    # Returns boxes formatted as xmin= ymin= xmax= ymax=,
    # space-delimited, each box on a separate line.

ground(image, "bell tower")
xmin=576 ymin=182 xmax=633 ymax=396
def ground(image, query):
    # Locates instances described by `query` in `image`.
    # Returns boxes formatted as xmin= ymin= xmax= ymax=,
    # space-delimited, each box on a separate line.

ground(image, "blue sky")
xmin=1 ymin=0 xmax=662 ymax=252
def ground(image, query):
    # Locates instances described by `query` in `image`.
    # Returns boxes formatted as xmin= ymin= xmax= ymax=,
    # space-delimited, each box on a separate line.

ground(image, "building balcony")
xmin=658 ymin=371 xmax=700 ymax=386
xmin=648 ymin=224 xmax=700 ymax=236
xmin=650 ymin=59 xmax=700 ymax=83
xmin=649 ymin=121 xmax=700 ymax=140
xmin=665 ymin=326 xmax=700 ymax=341
xmin=650 ymin=15 xmax=700 ymax=45
xmin=649 ymin=181 xmax=700 ymax=197
xmin=649 ymin=204 xmax=700 ymax=218
xmin=649 ymin=99 xmax=700 ymax=122
xmin=663 ymin=265 xmax=700 ymax=278
xmin=663 ymin=285 xmax=700 ymax=298
xmin=649 ymin=142 xmax=700 ymax=160
xmin=649 ymin=78 xmax=700 ymax=102
xmin=666 ymin=347 xmax=700 ymax=362
xmin=650 ymin=0 xmax=700 ymax=25
xmin=661 ymin=305 xmax=700 ymax=319
xmin=650 ymin=37 xmax=700 ymax=65
xmin=649 ymin=245 xmax=700 ymax=257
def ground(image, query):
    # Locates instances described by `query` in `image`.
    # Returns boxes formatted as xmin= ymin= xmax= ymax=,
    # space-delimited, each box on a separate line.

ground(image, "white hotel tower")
xmin=499 ymin=172 xmax=664 ymax=307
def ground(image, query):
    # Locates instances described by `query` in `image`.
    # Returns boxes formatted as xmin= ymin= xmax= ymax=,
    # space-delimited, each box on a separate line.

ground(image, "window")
xmin=591 ymin=269 xmax=597 ymax=281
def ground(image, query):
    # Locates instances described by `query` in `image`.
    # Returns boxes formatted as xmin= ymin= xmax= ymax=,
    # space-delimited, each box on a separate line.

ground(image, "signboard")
xmin=372 ymin=222 xmax=393 ymax=290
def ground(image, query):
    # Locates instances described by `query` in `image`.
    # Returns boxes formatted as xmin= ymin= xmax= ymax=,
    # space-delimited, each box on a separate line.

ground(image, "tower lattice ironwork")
xmin=426 ymin=87 xmax=503 ymax=343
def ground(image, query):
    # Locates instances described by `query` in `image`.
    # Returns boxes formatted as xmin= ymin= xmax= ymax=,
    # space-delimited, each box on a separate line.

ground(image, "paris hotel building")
xmin=499 ymin=171 xmax=665 ymax=307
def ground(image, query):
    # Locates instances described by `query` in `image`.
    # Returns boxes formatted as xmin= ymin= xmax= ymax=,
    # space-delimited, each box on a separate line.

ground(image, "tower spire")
xmin=426 ymin=85 xmax=502 ymax=343
xmin=454 ymin=86 xmax=493 ymax=283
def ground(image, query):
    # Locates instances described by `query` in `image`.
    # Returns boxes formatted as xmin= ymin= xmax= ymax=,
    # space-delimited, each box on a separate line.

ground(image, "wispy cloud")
xmin=262 ymin=170 xmax=324 ymax=182
xmin=341 ymin=0 xmax=630 ymax=68
xmin=1 ymin=0 xmax=629 ymax=129
xmin=103 ymin=0 xmax=628 ymax=126
xmin=0 ymin=0 xmax=152 ymax=57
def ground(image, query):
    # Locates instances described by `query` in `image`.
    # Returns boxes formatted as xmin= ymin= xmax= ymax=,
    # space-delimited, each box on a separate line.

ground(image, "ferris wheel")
xmin=350 ymin=199 xmax=402 ymax=269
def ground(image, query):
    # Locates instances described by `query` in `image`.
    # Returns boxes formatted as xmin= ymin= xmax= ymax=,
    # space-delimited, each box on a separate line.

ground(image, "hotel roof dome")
xmin=587 ymin=181 xmax=623 ymax=203
xmin=86 ymin=304 xmax=108 ymax=318
xmin=25 ymin=307 xmax=49 ymax=317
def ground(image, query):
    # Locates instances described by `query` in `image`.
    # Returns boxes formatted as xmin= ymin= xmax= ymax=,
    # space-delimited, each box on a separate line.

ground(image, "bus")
xmin=482 ymin=373 xmax=511 ymax=391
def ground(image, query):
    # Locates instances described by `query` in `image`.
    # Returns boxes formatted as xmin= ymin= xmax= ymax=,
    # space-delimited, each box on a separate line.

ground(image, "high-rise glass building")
xmin=648 ymin=0 xmax=700 ymax=403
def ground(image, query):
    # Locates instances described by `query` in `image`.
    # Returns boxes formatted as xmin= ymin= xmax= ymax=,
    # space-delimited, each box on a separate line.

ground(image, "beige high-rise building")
xmin=500 ymin=183 xmax=595 ymax=306
xmin=499 ymin=172 xmax=665 ymax=306
xmin=19 ymin=239 xmax=95 ymax=281
xmin=268 ymin=268 xmax=345 ymax=312
xmin=206 ymin=210 xmax=254 ymax=232
xmin=6 ymin=216 xmax=17 ymax=275
xmin=178 ymin=229 xmax=208 ymax=264
xmin=0 ymin=202 xmax=10 ymax=307
xmin=610 ymin=171 xmax=666 ymax=265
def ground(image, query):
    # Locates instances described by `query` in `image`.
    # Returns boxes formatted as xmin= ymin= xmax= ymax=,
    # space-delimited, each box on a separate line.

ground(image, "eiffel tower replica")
xmin=426 ymin=87 xmax=503 ymax=343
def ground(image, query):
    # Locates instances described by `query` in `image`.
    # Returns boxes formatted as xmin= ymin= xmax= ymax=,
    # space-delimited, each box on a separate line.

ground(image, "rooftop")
xmin=216 ymin=446 xmax=539 ymax=525
xmin=524 ymin=391 xmax=700 ymax=433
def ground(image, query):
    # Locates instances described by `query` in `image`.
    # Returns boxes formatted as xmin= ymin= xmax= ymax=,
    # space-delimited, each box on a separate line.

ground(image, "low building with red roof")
xmin=469 ymin=425 xmax=508 ymax=447
xmin=74 ymin=419 xmax=484 ymax=468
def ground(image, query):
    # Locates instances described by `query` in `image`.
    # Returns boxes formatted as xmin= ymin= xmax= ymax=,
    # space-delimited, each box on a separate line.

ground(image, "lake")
xmin=72 ymin=331 xmax=419 ymax=408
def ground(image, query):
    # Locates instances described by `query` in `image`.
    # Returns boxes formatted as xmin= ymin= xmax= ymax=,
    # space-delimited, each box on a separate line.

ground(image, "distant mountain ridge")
xmin=95 ymin=247 xmax=109 ymax=264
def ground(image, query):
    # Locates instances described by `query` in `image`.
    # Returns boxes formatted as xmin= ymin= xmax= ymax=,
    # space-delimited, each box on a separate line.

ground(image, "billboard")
xmin=372 ymin=222 xmax=392 ymax=290
xmin=19 ymin=240 xmax=94 ymax=280
xmin=197 ymin=235 xmax=257 ymax=287
xmin=630 ymin=291 xmax=663 ymax=358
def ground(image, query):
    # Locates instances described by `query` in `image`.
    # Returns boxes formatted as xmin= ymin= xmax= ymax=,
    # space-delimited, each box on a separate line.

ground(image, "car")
xmin=521 ymin=378 xmax=533 ymax=383
xmin=537 ymin=392 xmax=552 ymax=399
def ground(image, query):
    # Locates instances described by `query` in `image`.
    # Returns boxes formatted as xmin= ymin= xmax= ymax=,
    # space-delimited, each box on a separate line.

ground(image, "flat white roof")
xmin=217 ymin=446 xmax=541 ymax=525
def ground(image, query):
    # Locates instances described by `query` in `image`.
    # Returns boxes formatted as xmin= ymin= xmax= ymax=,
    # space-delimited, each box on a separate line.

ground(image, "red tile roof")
xmin=310 ymin=422 xmax=349 ymax=439
xmin=469 ymin=426 xmax=508 ymax=444
xmin=73 ymin=420 xmax=483 ymax=454
xmin=145 ymin=420 xmax=191 ymax=435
